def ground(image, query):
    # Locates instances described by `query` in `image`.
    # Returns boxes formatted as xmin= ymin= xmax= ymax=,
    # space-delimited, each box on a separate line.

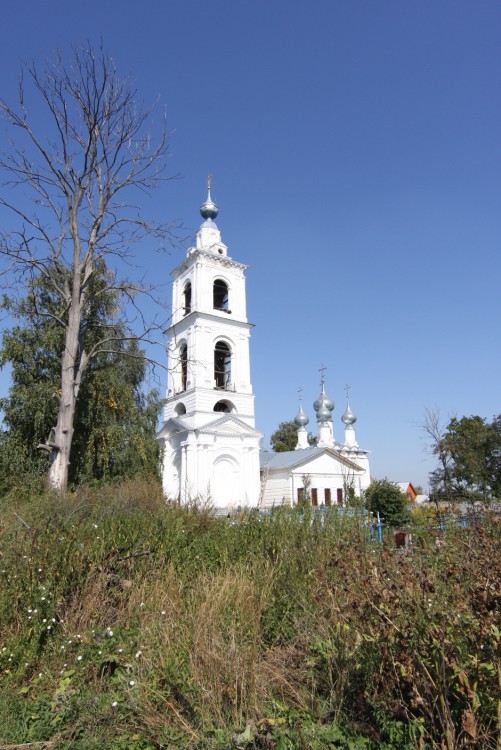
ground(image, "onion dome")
xmin=342 ymin=400 xmax=357 ymax=426
xmin=314 ymin=383 xmax=335 ymax=424
xmin=294 ymin=399 xmax=309 ymax=428
xmin=200 ymin=183 xmax=219 ymax=222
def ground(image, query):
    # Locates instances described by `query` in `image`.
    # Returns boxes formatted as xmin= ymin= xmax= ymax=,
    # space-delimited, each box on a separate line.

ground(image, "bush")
xmin=363 ymin=478 xmax=411 ymax=527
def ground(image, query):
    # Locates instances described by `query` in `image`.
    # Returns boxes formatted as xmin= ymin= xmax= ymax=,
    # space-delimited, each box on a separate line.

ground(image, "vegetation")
xmin=425 ymin=411 xmax=501 ymax=503
xmin=0 ymin=265 xmax=162 ymax=493
xmin=270 ymin=421 xmax=315 ymax=452
xmin=364 ymin=479 xmax=411 ymax=527
xmin=0 ymin=479 xmax=499 ymax=749
xmin=0 ymin=42 xmax=173 ymax=491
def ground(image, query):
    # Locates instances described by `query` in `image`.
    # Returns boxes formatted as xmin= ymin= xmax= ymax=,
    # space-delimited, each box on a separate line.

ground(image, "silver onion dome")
xmin=342 ymin=401 xmax=357 ymax=426
xmin=294 ymin=400 xmax=309 ymax=428
xmin=314 ymin=384 xmax=334 ymax=423
xmin=200 ymin=185 xmax=219 ymax=221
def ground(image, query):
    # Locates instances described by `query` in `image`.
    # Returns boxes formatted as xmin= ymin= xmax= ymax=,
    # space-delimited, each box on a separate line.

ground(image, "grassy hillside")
xmin=0 ymin=479 xmax=499 ymax=749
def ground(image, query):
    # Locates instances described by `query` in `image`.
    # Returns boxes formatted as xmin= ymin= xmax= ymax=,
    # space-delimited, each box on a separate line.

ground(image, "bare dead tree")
xmin=0 ymin=42 xmax=176 ymax=491
xmin=422 ymin=407 xmax=454 ymax=504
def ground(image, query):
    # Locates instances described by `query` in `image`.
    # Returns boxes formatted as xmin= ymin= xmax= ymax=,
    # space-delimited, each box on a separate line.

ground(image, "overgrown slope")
xmin=0 ymin=480 xmax=499 ymax=749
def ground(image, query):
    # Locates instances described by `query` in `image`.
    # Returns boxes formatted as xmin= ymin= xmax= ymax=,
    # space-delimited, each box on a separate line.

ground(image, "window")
xmin=180 ymin=344 xmax=188 ymax=391
xmin=337 ymin=488 xmax=343 ymax=506
xmin=183 ymin=282 xmax=192 ymax=315
xmin=175 ymin=403 xmax=186 ymax=416
xmin=214 ymin=400 xmax=232 ymax=413
xmin=311 ymin=488 xmax=318 ymax=507
xmin=213 ymin=279 xmax=229 ymax=311
xmin=324 ymin=488 xmax=331 ymax=506
xmin=214 ymin=341 xmax=231 ymax=388
xmin=297 ymin=488 xmax=305 ymax=503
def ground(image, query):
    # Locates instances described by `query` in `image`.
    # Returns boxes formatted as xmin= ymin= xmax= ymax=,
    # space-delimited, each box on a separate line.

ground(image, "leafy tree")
xmin=443 ymin=415 xmax=501 ymax=502
xmin=270 ymin=421 xmax=298 ymax=452
xmin=0 ymin=42 xmax=173 ymax=491
xmin=270 ymin=420 xmax=315 ymax=452
xmin=0 ymin=264 xmax=162 ymax=490
xmin=364 ymin=479 xmax=411 ymax=527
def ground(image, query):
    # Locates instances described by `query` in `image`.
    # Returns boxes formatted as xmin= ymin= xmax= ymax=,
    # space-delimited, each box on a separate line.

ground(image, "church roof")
xmin=260 ymin=447 xmax=363 ymax=472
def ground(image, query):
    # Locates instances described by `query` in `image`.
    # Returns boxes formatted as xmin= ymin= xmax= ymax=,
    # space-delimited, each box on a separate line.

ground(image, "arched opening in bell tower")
xmin=180 ymin=343 xmax=188 ymax=391
xmin=213 ymin=399 xmax=235 ymax=413
xmin=183 ymin=281 xmax=192 ymax=315
xmin=214 ymin=341 xmax=231 ymax=388
xmin=213 ymin=279 xmax=229 ymax=311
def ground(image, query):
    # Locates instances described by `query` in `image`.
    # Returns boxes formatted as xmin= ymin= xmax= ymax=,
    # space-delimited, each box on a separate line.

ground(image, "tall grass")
xmin=0 ymin=478 xmax=499 ymax=748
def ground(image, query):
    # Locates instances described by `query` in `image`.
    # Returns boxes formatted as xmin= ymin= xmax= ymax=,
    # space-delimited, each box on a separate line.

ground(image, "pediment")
xmin=197 ymin=414 xmax=262 ymax=438
xmin=156 ymin=417 xmax=188 ymax=439
xmin=292 ymin=449 xmax=363 ymax=473
xmin=261 ymin=446 xmax=364 ymax=474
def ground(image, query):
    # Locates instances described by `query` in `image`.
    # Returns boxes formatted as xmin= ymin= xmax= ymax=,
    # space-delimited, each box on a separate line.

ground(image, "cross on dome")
xmin=200 ymin=175 xmax=219 ymax=221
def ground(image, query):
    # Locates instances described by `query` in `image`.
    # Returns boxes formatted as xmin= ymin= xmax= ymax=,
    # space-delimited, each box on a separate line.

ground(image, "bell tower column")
xmin=158 ymin=179 xmax=263 ymax=508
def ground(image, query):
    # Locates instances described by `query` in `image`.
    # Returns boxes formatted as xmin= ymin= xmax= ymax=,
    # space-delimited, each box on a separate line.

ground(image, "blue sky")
xmin=0 ymin=1 xmax=500 ymax=489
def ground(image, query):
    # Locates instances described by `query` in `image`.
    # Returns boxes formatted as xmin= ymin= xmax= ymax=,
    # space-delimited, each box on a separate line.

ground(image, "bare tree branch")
xmin=0 ymin=41 xmax=179 ymax=491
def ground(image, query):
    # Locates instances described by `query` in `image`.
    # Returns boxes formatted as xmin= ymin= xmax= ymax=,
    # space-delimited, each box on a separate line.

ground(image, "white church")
xmin=157 ymin=184 xmax=371 ymax=509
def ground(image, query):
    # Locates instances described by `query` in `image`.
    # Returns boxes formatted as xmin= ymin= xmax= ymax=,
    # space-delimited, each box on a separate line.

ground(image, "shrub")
xmin=363 ymin=478 xmax=411 ymax=527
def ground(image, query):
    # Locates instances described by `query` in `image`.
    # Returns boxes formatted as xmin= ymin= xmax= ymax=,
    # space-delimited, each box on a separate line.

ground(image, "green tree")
xmin=364 ymin=479 xmax=411 ymax=527
xmin=0 ymin=265 xmax=162 ymax=491
xmin=270 ymin=420 xmax=315 ymax=452
xmin=0 ymin=42 xmax=172 ymax=491
xmin=443 ymin=415 xmax=501 ymax=502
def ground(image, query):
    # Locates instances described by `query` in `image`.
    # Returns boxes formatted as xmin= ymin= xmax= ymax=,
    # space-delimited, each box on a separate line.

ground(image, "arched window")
xmin=183 ymin=282 xmax=192 ymax=316
xmin=180 ymin=344 xmax=188 ymax=391
xmin=175 ymin=402 xmax=187 ymax=416
xmin=213 ymin=399 xmax=235 ymax=413
xmin=214 ymin=341 xmax=231 ymax=388
xmin=213 ymin=279 xmax=229 ymax=311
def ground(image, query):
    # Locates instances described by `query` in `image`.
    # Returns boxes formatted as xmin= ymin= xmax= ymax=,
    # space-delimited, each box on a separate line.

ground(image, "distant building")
xmin=158 ymin=184 xmax=371 ymax=508
xmin=259 ymin=384 xmax=371 ymax=509
xmin=397 ymin=483 xmax=429 ymax=504
xmin=396 ymin=482 xmax=418 ymax=502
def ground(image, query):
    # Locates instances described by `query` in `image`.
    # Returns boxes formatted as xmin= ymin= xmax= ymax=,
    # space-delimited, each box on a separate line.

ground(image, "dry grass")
xmin=0 ymin=483 xmax=499 ymax=748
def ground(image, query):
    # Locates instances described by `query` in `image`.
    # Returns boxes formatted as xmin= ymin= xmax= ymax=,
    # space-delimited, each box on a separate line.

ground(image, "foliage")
xmin=444 ymin=415 xmax=501 ymax=502
xmin=0 ymin=42 xmax=173 ymax=490
xmin=363 ymin=478 xmax=411 ymax=527
xmin=0 ymin=266 xmax=162 ymax=490
xmin=271 ymin=420 xmax=315 ymax=452
xmin=0 ymin=478 xmax=499 ymax=748
xmin=427 ymin=412 xmax=501 ymax=502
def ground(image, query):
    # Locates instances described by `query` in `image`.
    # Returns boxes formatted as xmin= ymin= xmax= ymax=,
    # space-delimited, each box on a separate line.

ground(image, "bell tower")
xmin=158 ymin=181 xmax=262 ymax=507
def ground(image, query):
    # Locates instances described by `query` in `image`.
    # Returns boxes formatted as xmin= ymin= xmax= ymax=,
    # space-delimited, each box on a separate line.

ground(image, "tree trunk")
xmin=47 ymin=293 xmax=83 ymax=492
xmin=48 ymin=396 xmax=74 ymax=492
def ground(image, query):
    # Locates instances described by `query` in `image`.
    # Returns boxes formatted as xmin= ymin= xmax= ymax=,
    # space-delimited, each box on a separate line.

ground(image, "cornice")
xmin=171 ymin=249 xmax=248 ymax=278
xmin=164 ymin=310 xmax=254 ymax=336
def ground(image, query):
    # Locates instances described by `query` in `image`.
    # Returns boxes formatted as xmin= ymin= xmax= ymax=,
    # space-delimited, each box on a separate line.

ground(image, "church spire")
xmin=314 ymin=365 xmax=335 ymax=448
xmin=342 ymin=385 xmax=359 ymax=448
xmin=294 ymin=389 xmax=310 ymax=450
xmin=200 ymin=174 xmax=219 ymax=221
xmin=196 ymin=175 xmax=225 ymax=253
